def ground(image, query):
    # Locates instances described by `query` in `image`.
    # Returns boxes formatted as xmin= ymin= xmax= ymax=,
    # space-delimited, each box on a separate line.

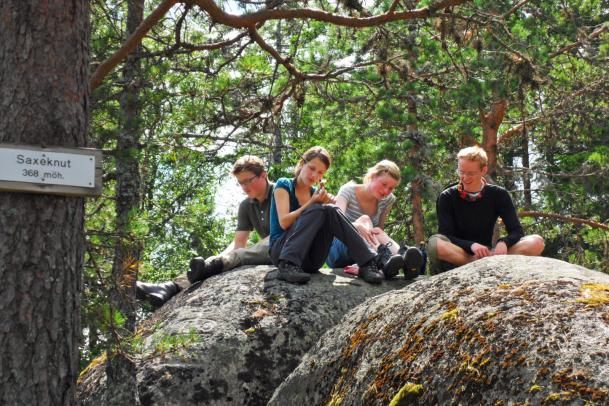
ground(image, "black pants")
xmin=270 ymin=204 xmax=376 ymax=273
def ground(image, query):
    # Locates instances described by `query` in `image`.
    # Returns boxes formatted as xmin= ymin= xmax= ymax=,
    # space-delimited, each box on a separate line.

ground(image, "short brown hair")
xmin=232 ymin=155 xmax=266 ymax=176
xmin=457 ymin=146 xmax=488 ymax=168
xmin=295 ymin=146 xmax=331 ymax=177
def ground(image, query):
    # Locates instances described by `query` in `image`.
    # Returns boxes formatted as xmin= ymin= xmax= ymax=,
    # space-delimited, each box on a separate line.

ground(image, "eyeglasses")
xmin=456 ymin=169 xmax=481 ymax=178
xmin=237 ymin=174 xmax=259 ymax=187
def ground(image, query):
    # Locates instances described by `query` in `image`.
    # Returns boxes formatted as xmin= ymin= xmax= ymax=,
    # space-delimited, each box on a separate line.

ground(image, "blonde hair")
xmin=363 ymin=160 xmax=401 ymax=184
xmin=457 ymin=146 xmax=488 ymax=168
xmin=232 ymin=155 xmax=266 ymax=176
xmin=294 ymin=146 xmax=331 ymax=177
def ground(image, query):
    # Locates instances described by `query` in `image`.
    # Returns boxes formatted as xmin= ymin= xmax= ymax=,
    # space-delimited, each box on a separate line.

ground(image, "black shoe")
xmin=359 ymin=260 xmax=383 ymax=284
xmin=376 ymin=243 xmax=404 ymax=279
xmin=187 ymin=257 xmax=207 ymax=284
xmin=187 ymin=256 xmax=225 ymax=284
xmin=277 ymin=261 xmax=310 ymax=284
xmin=399 ymin=245 xmax=424 ymax=280
xmin=136 ymin=281 xmax=181 ymax=308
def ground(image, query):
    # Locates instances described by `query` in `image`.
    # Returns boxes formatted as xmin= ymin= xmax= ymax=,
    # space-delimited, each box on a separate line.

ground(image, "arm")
xmin=275 ymin=186 xmax=330 ymax=230
xmin=335 ymin=195 xmax=348 ymax=212
xmin=377 ymin=200 xmax=393 ymax=230
xmin=497 ymin=190 xmax=525 ymax=248
xmin=232 ymin=230 xmax=250 ymax=249
xmin=218 ymin=230 xmax=250 ymax=255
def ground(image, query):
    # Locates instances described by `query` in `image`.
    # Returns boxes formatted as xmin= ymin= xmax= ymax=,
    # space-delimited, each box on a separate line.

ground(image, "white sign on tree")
xmin=0 ymin=144 xmax=102 ymax=196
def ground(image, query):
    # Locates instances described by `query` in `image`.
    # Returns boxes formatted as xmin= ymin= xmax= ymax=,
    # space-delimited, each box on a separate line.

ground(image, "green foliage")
xmin=81 ymin=0 xmax=609 ymax=372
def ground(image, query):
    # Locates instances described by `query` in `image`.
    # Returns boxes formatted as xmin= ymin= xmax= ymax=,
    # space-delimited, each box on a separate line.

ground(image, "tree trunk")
xmin=521 ymin=128 xmax=532 ymax=209
xmin=480 ymin=98 xmax=507 ymax=180
xmin=271 ymin=20 xmax=283 ymax=165
xmin=0 ymin=1 xmax=89 ymax=404
xmin=106 ymin=0 xmax=144 ymax=403
xmin=407 ymin=93 xmax=426 ymax=246
xmin=404 ymin=31 xmax=426 ymax=246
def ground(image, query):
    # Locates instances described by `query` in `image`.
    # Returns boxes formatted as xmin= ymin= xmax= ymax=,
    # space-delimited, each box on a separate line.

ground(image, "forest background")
xmin=81 ymin=0 xmax=608 ymax=377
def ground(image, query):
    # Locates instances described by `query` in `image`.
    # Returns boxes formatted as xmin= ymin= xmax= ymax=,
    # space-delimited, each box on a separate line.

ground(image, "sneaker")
xmin=399 ymin=245 xmax=424 ymax=280
xmin=136 ymin=281 xmax=181 ymax=308
xmin=358 ymin=260 xmax=383 ymax=284
xmin=376 ymin=243 xmax=404 ymax=279
xmin=277 ymin=260 xmax=311 ymax=284
xmin=187 ymin=256 xmax=225 ymax=284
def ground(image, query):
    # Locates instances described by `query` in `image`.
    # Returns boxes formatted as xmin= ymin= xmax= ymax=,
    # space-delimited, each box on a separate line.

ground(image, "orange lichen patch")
xmin=551 ymin=368 xmax=609 ymax=402
xmin=498 ymin=284 xmax=511 ymax=289
xmin=326 ymin=313 xmax=383 ymax=405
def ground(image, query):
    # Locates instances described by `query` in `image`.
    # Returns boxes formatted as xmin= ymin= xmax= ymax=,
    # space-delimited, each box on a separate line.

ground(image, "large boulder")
xmin=270 ymin=256 xmax=609 ymax=405
xmin=77 ymin=265 xmax=414 ymax=405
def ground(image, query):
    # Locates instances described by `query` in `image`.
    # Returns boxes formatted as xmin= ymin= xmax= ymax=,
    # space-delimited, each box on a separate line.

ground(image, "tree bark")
xmin=404 ymin=30 xmax=426 ymax=246
xmin=480 ymin=98 xmax=507 ymax=180
xmin=106 ymin=0 xmax=144 ymax=403
xmin=521 ymin=128 xmax=532 ymax=209
xmin=0 ymin=1 xmax=89 ymax=404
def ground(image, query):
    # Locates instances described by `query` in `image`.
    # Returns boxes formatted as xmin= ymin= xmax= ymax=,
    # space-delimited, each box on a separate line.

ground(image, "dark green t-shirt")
xmin=235 ymin=182 xmax=274 ymax=238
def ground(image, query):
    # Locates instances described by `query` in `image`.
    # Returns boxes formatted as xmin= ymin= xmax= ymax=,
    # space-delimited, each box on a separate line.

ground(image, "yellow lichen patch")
xmin=389 ymin=383 xmax=423 ymax=406
xmin=576 ymin=284 xmax=609 ymax=307
xmin=581 ymin=283 xmax=609 ymax=291
xmin=326 ymin=394 xmax=342 ymax=406
xmin=545 ymin=392 xmax=561 ymax=401
xmin=529 ymin=384 xmax=541 ymax=393
xmin=78 ymin=352 xmax=107 ymax=384
xmin=576 ymin=291 xmax=609 ymax=307
xmin=484 ymin=311 xmax=497 ymax=320
xmin=498 ymin=284 xmax=511 ymax=289
xmin=440 ymin=308 xmax=459 ymax=321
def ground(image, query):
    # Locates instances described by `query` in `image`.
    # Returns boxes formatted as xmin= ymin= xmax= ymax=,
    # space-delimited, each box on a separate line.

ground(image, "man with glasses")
xmin=427 ymin=146 xmax=544 ymax=274
xmin=137 ymin=155 xmax=274 ymax=307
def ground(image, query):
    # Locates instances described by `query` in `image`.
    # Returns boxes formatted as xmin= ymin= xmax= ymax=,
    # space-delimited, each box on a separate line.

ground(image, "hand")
xmin=471 ymin=243 xmax=491 ymax=260
xmin=355 ymin=223 xmax=375 ymax=246
xmin=311 ymin=187 xmax=329 ymax=204
xmin=311 ymin=185 xmax=336 ymax=205
xmin=492 ymin=241 xmax=508 ymax=255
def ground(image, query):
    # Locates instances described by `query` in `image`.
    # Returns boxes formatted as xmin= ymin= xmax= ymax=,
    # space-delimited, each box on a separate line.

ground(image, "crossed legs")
xmin=428 ymin=233 xmax=545 ymax=274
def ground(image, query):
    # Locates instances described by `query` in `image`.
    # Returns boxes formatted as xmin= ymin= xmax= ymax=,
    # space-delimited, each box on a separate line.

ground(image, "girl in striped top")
xmin=326 ymin=160 xmax=423 ymax=279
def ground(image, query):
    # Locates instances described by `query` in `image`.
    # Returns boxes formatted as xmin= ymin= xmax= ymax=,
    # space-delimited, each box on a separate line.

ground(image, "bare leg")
xmin=436 ymin=238 xmax=475 ymax=266
xmin=370 ymin=228 xmax=400 ymax=254
xmin=507 ymin=234 xmax=545 ymax=256
xmin=353 ymin=215 xmax=381 ymax=249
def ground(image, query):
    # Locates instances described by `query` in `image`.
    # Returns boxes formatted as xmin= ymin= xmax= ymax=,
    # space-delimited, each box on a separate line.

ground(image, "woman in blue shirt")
xmin=269 ymin=146 xmax=384 ymax=284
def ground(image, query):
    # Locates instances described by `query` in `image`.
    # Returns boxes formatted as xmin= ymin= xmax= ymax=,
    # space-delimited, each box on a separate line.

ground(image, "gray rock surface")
xmin=269 ymin=256 xmax=609 ymax=405
xmin=77 ymin=265 xmax=414 ymax=405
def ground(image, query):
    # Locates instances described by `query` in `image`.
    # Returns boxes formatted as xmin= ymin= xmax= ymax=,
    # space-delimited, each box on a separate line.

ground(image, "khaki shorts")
xmin=426 ymin=234 xmax=451 ymax=275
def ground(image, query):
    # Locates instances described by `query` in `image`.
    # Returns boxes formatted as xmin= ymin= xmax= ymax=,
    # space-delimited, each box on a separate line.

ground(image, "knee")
xmin=529 ymin=234 xmax=545 ymax=256
xmin=302 ymin=203 xmax=324 ymax=215
xmin=427 ymin=234 xmax=449 ymax=260
xmin=355 ymin=214 xmax=372 ymax=225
